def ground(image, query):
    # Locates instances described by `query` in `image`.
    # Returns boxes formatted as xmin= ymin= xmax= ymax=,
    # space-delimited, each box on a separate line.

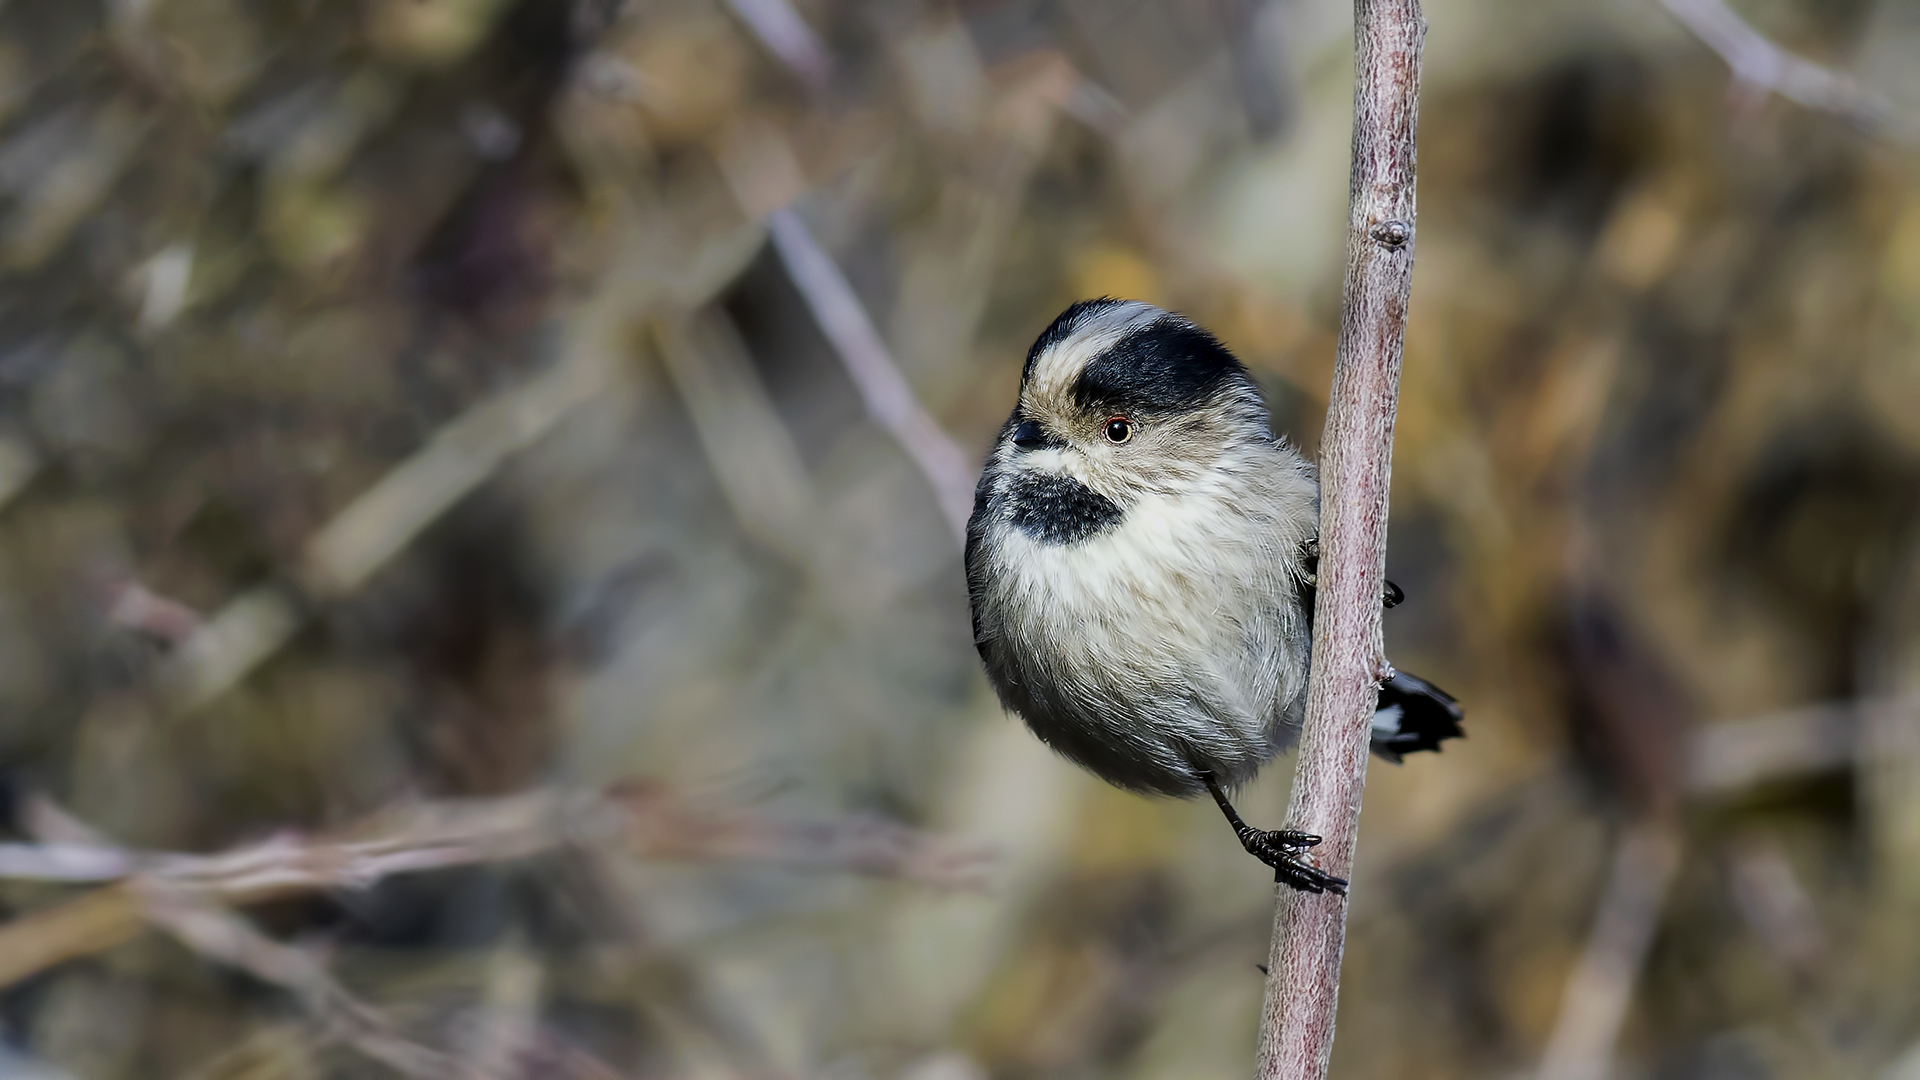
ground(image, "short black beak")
xmin=1011 ymin=420 xmax=1051 ymax=451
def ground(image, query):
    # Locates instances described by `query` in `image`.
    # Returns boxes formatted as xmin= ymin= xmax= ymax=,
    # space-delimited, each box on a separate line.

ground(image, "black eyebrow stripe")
xmin=1070 ymin=316 xmax=1248 ymax=416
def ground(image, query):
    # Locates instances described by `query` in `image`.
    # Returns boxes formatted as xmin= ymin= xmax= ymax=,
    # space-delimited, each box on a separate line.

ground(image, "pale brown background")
xmin=2 ymin=0 xmax=1919 ymax=1077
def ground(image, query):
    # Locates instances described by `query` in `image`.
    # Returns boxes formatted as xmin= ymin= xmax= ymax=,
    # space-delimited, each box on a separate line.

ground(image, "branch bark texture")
xmin=1256 ymin=3 xmax=1425 ymax=1079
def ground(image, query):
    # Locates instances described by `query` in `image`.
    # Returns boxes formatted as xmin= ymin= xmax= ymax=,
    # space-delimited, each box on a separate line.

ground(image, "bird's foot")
xmin=1235 ymin=827 xmax=1348 ymax=895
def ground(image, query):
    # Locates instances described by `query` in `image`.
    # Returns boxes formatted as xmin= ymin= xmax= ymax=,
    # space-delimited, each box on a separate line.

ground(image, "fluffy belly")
xmin=983 ymin=514 xmax=1296 ymax=795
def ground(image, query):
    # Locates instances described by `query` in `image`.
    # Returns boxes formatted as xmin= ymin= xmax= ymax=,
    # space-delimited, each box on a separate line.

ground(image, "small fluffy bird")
xmin=965 ymin=299 xmax=1463 ymax=893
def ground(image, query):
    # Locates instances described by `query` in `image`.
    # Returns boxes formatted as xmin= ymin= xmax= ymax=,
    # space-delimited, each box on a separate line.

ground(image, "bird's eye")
xmin=1104 ymin=417 xmax=1133 ymax=444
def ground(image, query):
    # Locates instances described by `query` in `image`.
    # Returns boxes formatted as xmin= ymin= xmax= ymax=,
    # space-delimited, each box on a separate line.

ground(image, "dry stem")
xmin=722 ymin=0 xmax=832 ymax=93
xmin=1536 ymin=819 xmax=1684 ymax=1080
xmin=0 ymin=783 xmax=990 ymax=990
xmin=1659 ymin=0 xmax=1904 ymax=140
xmin=1254 ymin=2 xmax=1424 ymax=1078
xmin=767 ymin=207 xmax=979 ymax=545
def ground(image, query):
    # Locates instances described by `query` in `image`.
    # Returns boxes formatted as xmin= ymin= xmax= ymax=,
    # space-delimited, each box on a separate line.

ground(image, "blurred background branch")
xmin=1536 ymin=819 xmax=1683 ymax=1080
xmin=1660 ymin=0 xmax=1909 ymax=139
xmin=0 ymin=782 xmax=988 ymax=989
xmin=767 ymin=207 xmax=977 ymax=544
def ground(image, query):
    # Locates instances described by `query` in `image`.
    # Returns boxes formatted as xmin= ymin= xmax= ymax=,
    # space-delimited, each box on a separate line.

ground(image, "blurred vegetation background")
xmin=3 ymin=0 xmax=1920 ymax=1077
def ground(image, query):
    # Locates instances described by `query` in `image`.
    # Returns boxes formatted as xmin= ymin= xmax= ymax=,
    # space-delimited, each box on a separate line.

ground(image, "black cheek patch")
xmin=1071 ymin=317 xmax=1246 ymax=417
xmin=1007 ymin=472 xmax=1123 ymax=545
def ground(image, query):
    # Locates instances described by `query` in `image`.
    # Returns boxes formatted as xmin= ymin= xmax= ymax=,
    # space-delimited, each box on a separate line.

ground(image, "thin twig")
xmin=0 ymin=787 xmax=992 ymax=893
xmin=1254 ymin=1 xmax=1425 ymax=1078
xmin=722 ymin=56 xmax=1104 ymax=549
xmin=722 ymin=0 xmax=832 ymax=93
xmin=139 ymin=884 xmax=461 ymax=1079
xmin=0 ymin=784 xmax=992 ymax=989
xmin=1537 ymin=819 xmax=1684 ymax=1080
xmin=103 ymin=578 xmax=203 ymax=644
xmin=767 ymin=207 xmax=978 ymax=545
xmin=1683 ymin=694 xmax=1920 ymax=795
xmin=461 ymin=940 xmax=544 ymax=1077
xmin=1659 ymin=0 xmax=1904 ymax=139
xmin=655 ymin=311 xmax=817 ymax=562
xmin=1686 ymin=698 xmax=1861 ymax=795
xmin=1724 ymin=833 xmax=1826 ymax=985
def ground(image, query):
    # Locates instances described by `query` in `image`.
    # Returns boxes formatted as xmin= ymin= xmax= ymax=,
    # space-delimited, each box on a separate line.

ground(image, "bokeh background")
xmin=3 ymin=0 xmax=1920 ymax=1077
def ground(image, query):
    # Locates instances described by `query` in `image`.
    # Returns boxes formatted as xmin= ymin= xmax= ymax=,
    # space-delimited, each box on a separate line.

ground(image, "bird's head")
xmin=990 ymin=299 xmax=1273 ymax=523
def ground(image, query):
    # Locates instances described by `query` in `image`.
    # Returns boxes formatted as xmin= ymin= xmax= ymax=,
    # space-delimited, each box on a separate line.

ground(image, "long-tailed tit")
xmin=965 ymin=299 xmax=1463 ymax=893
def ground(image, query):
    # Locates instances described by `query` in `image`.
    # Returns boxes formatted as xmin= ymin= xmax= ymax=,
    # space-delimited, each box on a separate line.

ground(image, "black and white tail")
xmin=1369 ymin=670 xmax=1465 ymax=763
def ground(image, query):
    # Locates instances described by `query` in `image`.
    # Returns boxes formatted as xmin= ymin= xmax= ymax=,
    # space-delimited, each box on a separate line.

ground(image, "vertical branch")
xmin=1255 ymin=2 xmax=1424 ymax=1079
